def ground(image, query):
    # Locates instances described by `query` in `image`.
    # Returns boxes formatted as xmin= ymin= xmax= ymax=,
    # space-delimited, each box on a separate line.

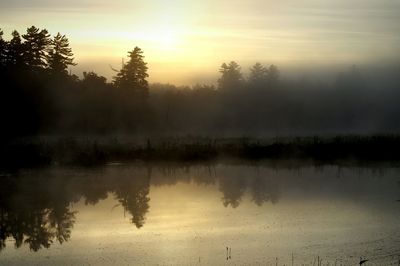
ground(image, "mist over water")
xmin=2 ymin=1 xmax=400 ymax=264
xmin=0 ymin=164 xmax=399 ymax=265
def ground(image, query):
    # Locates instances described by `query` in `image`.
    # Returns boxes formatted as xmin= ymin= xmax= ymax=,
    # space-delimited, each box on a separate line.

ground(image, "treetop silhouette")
xmin=1 ymin=25 xmax=398 ymax=137
xmin=218 ymin=61 xmax=243 ymax=90
xmin=249 ymin=62 xmax=268 ymax=85
xmin=22 ymin=26 xmax=51 ymax=70
xmin=47 ymin=32 xmax=76 ymax=76
xmin=113 ymin=46 xmax=149 ymax=100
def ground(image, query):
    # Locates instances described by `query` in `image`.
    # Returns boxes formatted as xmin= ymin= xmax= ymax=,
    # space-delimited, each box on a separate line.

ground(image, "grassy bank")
xmin=1 ymin=135 xmax=400 ymax=169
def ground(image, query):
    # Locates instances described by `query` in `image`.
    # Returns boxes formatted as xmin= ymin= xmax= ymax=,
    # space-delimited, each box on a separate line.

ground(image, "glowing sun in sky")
xmin=1 ymin=0 xmax=399 ymax=84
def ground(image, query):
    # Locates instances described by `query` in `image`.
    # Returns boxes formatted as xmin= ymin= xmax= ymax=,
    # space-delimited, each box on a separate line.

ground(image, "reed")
xmin=1 ymin=135 xmax=400 ymax=169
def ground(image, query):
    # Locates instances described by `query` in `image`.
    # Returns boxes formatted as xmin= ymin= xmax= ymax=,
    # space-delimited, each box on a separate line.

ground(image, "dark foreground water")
xmin=0 ymin=163 xmax=399 ymax=265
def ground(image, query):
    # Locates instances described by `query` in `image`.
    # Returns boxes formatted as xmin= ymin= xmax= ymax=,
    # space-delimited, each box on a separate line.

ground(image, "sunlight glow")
xmin=156 ymin=27 xmax=180 ymax=49
xmin=1 ymin=0 xmax=399 ymax=84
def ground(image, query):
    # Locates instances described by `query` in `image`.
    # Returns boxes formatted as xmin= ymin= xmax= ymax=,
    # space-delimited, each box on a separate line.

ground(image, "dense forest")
xmin=1 ymin=26 xmax=400 ymax=138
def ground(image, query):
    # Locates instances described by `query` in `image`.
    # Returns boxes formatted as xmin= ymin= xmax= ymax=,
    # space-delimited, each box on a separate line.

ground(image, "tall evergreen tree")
xmin=267 ymin=64 xmax=280 ymax=85
xmin=249 ymin=62 xmax=268 ymax=85
xmin=22 ymin=26 xmax=51 ymax=70
xmin=217 ymin=61 xmax=243 ymax=90
xmin=0 ymin=29 xmax=6 ymax=67
xmin=113 ymin=46 xmax=149 ymax=100
xmin=6 ymin=30 xmax=25 ymax=67
xmin=47 ymin=32 xmax=76 ymax=76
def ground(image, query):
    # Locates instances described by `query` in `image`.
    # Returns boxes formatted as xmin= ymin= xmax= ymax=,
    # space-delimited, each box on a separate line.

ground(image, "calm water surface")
xmin=0 ymin=164 xmax=399 ymax=265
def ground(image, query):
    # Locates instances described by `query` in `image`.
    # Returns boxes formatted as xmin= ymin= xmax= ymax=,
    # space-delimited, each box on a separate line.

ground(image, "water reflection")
xmin=0 ymin=177 xmax=76 ymax=251
xmin=114 ymin=172 xmax=151 ymax=228
xmin=250 ymin=176 xmax=280 ymax=206
xmin=0 ymin=163 xmax=399 ymax=255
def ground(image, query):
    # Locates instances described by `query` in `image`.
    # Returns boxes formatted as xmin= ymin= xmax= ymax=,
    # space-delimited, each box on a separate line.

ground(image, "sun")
xmin=158 ymin=28 xmax=178 ymax=48
xmin=125 ymin=26 xmax=181 ymax=51
xmin=156 ymin=26 xmax=180 ymax=49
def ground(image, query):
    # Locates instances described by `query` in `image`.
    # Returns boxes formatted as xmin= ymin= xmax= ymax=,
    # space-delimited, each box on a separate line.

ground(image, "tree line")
xmin=0 ymin=26 xmax=150 ymax=136
xmin=1 ymin=26 xmax=400 ymax=137
xmin=0 ymin=26 xmax=75 ymax=76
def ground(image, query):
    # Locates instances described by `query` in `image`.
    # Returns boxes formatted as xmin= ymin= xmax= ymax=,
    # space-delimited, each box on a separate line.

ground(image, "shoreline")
xmin=2 ymin=135 xmax=400 ymax=169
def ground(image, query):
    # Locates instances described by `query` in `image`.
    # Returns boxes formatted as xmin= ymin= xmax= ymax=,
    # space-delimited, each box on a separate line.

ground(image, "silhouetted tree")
xmin=47 ymin=32 xmax=76 ymax=76
xmin=22 ymin=26 xmax=51 ymax=70
xmin=6 ymin=30 xmax=25 ymax=67
xmin=267 ymin=64 xmax=279 ymax=85
xmin=75 ymin=71 xmax=117 ymax=133
xmin=0 ymin=29 xmax=5 ymax=67
xmin=82 ymin=71 xmax=107 ymax=87
xmin=249 ymin=62 xmax=268 ymax=86
xmin=2 ymin=25 xmax=400 ymax=137
xmin=114 ymin=46 xmax=149 ymax=100
xmin=218 ymin=61 xmax=243 ymax=90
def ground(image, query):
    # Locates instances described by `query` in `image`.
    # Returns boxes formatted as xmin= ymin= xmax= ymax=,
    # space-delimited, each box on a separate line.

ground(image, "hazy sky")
xmin=1 ymin=0 xmax=400 ymax=84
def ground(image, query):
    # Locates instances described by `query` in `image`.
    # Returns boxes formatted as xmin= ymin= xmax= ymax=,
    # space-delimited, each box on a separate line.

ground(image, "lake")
xmin=0 ymin=163 xmax=399 ymax=265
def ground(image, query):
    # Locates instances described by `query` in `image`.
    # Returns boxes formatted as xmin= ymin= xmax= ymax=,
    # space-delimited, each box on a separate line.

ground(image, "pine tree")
xmin=47 ymin=32 xmax=76 ymax=76
xmin=267 ymin=64 xmax=280 ymax=85
xmin=6 ymin=30 xmax=25 ymax=67
xmin=217 ymin=61 xmax=243 ymax=90
xmin=0 ymin=29 xmax=5 ymax=67
xmin=22 ymin=26 xmax=51 ymax=70
xmin=113 ymin=46 xmax=149 ymax=100
xmin=249 ymin=62 xmax=268 ymax=85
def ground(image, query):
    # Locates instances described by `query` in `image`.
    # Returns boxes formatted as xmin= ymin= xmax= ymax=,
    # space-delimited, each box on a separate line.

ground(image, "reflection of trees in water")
xmin=219 ymin=175 xmax=247 ymax=208
xmin=114 ymin=173 xmax=150 ymax=228
xmin=0 ymin=200 xmax=76 ymax=252
xmin=0 ymin=169 xmax=152 ymax=252
xmin=217 ymin=175 xmax=280 ymax=208
xmin=0 ymin=165 xmax=282 ymax=251
xmin=82 ymin=177 xmax=109 ymax=205
xmin=195 ymin=166 xmax=217 ymax=186
xmin=151 ymin=165 xmax=281 ymax=208
xmin=250 ymin=176 xmax=280 ymax=206
xmin=0 ymin=175 xmax=77 ymax=251
xmin=0 ymin=174 xmax=78 ymax=251
xmin=48 ymin=204 xmax=76 ymax=244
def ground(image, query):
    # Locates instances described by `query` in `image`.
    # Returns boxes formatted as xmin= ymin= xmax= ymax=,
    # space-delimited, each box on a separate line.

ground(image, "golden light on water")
xmin=0 ymin=165 xmax=399 ymax=265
